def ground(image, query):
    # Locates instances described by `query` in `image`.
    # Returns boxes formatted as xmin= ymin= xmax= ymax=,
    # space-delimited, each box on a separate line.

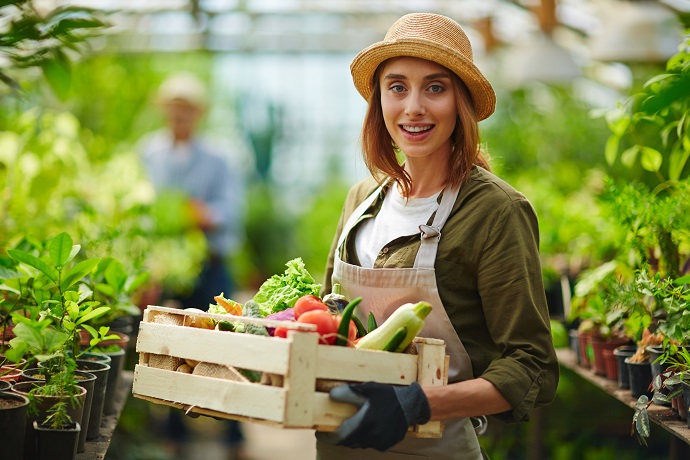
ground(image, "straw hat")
xmin=350 ymin=13 xmax=496 ymax=120
xmin=156 ymin=72 xmax=208 ymax=108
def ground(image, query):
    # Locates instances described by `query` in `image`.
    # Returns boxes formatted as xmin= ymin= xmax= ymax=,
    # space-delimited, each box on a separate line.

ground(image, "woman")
xmin=317 ymin=13 xmax=559 ymax=459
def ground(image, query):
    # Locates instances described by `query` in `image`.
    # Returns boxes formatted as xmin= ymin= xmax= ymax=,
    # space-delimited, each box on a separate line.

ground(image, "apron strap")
xmin=335 ymin=182 xmax=387 ymax=254
xmin=414 ymin=185 xmax=460 ymax=269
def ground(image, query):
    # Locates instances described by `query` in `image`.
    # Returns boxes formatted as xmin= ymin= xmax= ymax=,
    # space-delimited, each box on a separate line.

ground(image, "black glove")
xmin=318 ymin=381 xmax=431 ymax=451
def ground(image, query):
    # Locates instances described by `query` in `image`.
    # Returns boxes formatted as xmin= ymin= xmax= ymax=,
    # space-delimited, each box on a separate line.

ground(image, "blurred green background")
xmin=2 ymin=1 xmax=690 ymax=459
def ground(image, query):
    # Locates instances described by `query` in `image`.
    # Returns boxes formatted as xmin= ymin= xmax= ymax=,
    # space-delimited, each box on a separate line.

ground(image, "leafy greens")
xmin=251 ymin=258 xmax=321 ymax=317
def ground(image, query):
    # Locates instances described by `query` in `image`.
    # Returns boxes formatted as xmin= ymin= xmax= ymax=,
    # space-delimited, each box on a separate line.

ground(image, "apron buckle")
xmin=419 ymin=224 xmax=441 ymax=240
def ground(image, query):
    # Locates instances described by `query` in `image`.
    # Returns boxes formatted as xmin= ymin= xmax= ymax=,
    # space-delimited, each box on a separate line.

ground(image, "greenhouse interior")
xmin=1 ymin=0 xmax=690 ymax=459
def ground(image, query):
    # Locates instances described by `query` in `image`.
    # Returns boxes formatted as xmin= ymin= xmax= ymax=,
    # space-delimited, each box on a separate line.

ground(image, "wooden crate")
xmin=132 ymin=305 xmax=448 ymax=437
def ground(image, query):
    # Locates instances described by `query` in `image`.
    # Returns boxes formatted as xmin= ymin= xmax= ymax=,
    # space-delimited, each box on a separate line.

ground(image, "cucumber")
xmin=382 ymin=326 xmax=407 ymax=352
xmin=368 ymin=312 xmax=378 ymax=333
xmin=335 ymin=297 xmax=362 ymax=346
xmin=352 ymin=315 xmax=368 ymax=338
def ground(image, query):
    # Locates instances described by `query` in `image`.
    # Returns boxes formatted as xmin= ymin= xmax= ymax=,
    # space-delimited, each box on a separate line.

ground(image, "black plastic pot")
xmin=99 ymin=347 xmax=125 ymax=415
xmin=75 ymin=359 xmax=110 ymax=440
xmin=12 ymin=382 xmax=86 ymax=460
xmin=0 ymin=380 xmax=11 ymax=391
xmin=73 ymin=371 xmax=96 ymax=453
xmin=33 ymin=420 xmax=80 ymax=460
xmin=613 ymin=346 xmax=637 ymax=390
xmin=625 ymin=357 xmax=653 ymax=399
xmin=0 ymin=391 xmax=29 ymax=460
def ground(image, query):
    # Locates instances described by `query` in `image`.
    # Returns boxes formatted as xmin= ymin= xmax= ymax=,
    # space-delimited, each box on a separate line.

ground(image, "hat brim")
xmin=350 ymin=38 xmax=496 ymax=121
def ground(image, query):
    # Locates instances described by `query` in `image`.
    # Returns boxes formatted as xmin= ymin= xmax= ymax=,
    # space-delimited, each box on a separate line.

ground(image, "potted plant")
xmin=1 ymin=232 xmax=140 ymax=459
xmin=0 ymin=389 xmax=30 ymax=459
xmin=570 ymin=260 xmax=632 ymax=377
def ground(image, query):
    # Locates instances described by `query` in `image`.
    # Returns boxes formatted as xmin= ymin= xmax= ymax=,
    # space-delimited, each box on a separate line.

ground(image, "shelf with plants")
xmin=566 ymin=31 xmax=690 ymax=449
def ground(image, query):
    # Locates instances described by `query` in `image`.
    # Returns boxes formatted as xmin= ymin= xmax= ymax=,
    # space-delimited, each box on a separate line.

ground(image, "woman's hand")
xmin=317 ymin=381 xmax=430 ymax=451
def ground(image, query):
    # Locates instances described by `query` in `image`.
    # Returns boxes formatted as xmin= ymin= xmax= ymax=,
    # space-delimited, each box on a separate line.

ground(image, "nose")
xmin=405 ymin=90 xmax=425 ymax=117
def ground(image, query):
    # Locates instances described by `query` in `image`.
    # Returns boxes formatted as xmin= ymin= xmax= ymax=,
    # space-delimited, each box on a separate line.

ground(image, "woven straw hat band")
xmin=384 ymin=14 xmax=474 ymax=62
xmin=350 ymin=13 xmax=496 ymax=120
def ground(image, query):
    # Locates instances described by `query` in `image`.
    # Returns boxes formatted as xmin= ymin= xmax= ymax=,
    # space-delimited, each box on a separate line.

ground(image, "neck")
xmin=403 ymin=157 xmax=447 ymax=199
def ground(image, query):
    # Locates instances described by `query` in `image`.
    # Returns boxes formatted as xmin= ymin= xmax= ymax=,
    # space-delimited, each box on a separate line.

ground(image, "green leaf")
xmin=104 ymin=259 xmax=127 ymax=292
xmin=668 ymin=147 xmax=690 ymax=182
xmin=11 ymin=322 xmax=44 ymax=349
xmin=643 ymin=73 xmax=675 ymax=88
xmin=0 ymin=283 xmax=20 ymax=295
xmin=76 ymin=306 xmax=111 ymax=325
xmin=41 ymin=52 xmax=72 ymax=101
xmin=67 ymin=301 xmax=79 ymax=320
xmin=7 ymin=249 xmax=58 ymax=282
xmin=41 ymin=327 xmax=69 ymax=352
xmin=48 ymin=232 xmax=73 ymax=267
xmin=4 ymin=342 xmax=28 ymax=362
xmin=125 ymin=272 xmax=150 ymax=294
xmin=81 ymin=324 xmax=98 ymax=339
xmin=61 ymin=258 xmax=100 ymax=291
xmin=0 ymin=266 xmax=22 ymax=279
xmin=605 ymin=135 xmax=620 ymax=166
xmin=621 ymin=145 xmax=640 ymax=168
xmin=639 ymin=146 xmax=662 ymax=172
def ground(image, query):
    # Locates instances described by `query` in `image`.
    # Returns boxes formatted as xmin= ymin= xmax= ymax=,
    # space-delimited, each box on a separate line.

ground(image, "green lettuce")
xmin=251 ymin=258 xmax=321 ymax=317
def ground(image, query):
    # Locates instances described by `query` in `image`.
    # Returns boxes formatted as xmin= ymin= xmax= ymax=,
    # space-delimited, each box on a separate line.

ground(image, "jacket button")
xmin=382 ymin=247 xmax=389 ymax=254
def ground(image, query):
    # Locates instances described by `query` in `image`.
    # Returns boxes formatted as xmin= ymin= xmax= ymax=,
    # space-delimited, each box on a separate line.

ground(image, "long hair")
xmin=360 ymin=61 xmax=490 ymax=197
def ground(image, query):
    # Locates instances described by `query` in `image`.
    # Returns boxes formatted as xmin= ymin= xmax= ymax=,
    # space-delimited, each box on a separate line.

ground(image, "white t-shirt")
xmin=356 ymin=185 xmax=441 ymax=268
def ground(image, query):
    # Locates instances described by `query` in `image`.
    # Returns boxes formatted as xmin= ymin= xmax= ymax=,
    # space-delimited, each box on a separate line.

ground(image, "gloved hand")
xmin=318 ymin=381 xmax=431 ymax=451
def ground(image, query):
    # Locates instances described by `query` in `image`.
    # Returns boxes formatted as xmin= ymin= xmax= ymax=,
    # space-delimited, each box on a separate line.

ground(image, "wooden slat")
xmin=136 ymin=322 xmax=291 ymax=374
xmin=283 ymin=330 xmax=318 ymax=426
xmin=412 ymin=339 xmax=447 ymax=438
xmin=315 ymin=345 xmax=418 ymax=384
xmin=132 ymin=365 xmax=285 ymax=422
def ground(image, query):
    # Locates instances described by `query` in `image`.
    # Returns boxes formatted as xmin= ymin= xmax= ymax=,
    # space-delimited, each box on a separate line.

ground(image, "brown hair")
xmin=360 ymin=61 xmax=490 ymax=197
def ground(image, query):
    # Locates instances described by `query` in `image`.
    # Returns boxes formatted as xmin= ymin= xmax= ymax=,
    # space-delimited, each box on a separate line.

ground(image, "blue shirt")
xmin=139 ymin=129 xmax=244 ymax=257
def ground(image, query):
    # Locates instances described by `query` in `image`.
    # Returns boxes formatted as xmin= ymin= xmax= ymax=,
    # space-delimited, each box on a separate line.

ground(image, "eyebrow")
xmin=383 ymin=72 xmax=453 ymax=81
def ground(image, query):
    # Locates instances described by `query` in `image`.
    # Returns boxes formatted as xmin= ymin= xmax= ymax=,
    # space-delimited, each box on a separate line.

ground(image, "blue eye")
xmin=390 ymin=85 xmax=405 ymax=93
xmin=429 ymin=85 xmax=444 ymax=93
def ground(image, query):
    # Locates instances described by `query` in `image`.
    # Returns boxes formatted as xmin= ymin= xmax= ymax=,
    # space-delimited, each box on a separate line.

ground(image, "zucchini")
xmin=355 ymin=301 xmax=432 ymax=352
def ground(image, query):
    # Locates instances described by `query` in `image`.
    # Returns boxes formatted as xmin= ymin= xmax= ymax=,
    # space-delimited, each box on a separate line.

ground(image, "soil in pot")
xmin=625 ymin=357 xmax=653 ymax=399
xmin=33 ymin=420 xmax=80 ymax=460
xmin=0 ymin=391 xmax=29 ymax=460
xmin=613 ymin=346 xmax=637 ymax=390
xmin=0 ymin=380 xmax=11 ymax=391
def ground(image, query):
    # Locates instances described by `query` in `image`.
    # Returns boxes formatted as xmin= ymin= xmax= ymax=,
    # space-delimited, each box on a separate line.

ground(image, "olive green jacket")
xmin=321 ymin=166 xmax=559 ymax=423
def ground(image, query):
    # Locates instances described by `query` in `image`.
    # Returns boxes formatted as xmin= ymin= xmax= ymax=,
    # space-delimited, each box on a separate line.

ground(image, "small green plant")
xmin=1 ymin=232 xmax=143 ymax=427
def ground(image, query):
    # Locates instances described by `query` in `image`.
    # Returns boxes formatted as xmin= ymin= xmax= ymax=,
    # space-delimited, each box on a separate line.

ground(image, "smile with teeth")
xmin=401 ymin=124 xmax=433 ymax=133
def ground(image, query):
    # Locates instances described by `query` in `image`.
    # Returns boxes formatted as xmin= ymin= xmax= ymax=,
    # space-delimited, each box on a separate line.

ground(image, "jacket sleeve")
xmin=476 ymin=198 xmax=559 ymax=423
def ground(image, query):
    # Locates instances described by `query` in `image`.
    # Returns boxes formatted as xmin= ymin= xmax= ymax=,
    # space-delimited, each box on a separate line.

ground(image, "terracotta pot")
xmin=589 ymin=336 xmax=629 ymax=377
xmin=577 ymin=331 xmax=591 ymax=369
xmin=0 ymin=365 xmax=22 ymax=383
xmin=602 ymin=348 xmax=619 ymax=381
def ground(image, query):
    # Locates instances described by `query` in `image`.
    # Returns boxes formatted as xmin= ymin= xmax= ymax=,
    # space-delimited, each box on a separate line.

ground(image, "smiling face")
xmin=379 ymin=56 xmax=458 ymax=163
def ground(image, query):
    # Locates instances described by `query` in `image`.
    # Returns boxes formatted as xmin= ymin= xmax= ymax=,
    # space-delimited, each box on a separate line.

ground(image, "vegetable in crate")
xmin=323 ymin=283 xmax=350 ymax=313
xmin=355 ymin=302 xmax=432 ymax=352
xmin=251 ymin=258 xmax=322 ymax=317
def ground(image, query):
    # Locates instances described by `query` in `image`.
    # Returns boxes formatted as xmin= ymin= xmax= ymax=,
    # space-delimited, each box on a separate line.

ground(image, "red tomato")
xmin=297 ymin=309 xmax=338 ymax=345
xmin=274 ymin=326 xmax=288 ymax=338
xmin=294 ymin=295 xmax=328 ymax=319
xmin=332 ymin=315 xmax=357 ymax=346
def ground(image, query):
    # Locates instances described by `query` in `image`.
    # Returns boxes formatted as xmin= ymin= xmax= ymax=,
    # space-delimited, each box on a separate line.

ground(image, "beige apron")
xmin=316 ymin=183 xmax=483 ymax=460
